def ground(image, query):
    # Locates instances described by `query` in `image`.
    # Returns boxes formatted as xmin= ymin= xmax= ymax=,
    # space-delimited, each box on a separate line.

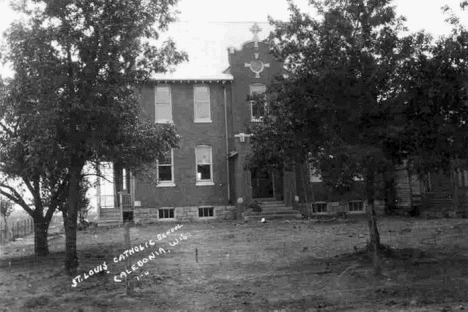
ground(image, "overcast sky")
xmin=0 ymin=0 xmax=466 ymax=76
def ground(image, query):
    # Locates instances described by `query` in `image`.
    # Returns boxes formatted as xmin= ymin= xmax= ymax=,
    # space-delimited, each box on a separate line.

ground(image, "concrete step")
xmin=259 ymin=202 xmax=286 ymax=208
xmin=257 ymin=207 xmax=293 ymax=213
xmin=96 ymin=218 xmax=122 ymax=227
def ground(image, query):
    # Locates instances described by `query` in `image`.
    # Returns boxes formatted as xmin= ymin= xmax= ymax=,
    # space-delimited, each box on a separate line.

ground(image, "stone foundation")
xmin=133 ymin=205 xmax=236 ymax=223
xmin=298 ymin=200 xmax=385 ymax=218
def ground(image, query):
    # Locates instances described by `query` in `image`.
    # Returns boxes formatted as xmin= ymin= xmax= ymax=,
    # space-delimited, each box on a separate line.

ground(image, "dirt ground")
xmin=1 ymin=216 xmax=468 ymax=312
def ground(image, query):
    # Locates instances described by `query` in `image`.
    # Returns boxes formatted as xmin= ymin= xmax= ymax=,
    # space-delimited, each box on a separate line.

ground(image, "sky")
xmin=0 ymin=0 xmax=466 ymax=77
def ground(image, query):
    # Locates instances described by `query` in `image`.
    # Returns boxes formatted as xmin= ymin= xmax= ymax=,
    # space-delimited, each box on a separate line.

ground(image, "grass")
xmin=1 ymin=217 xmax=468 ymax=311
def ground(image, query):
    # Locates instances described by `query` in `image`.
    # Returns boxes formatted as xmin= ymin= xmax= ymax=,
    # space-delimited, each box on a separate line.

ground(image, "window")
xmin=194 ymin=85 xmax=211 ymax=122
xmin=250 ymin=83 xmax=266 ymax=121
xmin=159 ymin=208 xmax=175 ymax=219
xmin=309 ymin=164 xmax=323 ymax=182
xmin=348 ymin=201 xmax=365 ymax=213
xmin=312 ymin=202 xmax=327 ymax=214
xmin=195 ymin=145 xmax=213 ymax=185
xmin=155 ymin=85 xmax=172 ymax=123
xmin=157 ymin=149 xmax=174 ymax=186
xmin=199 ymin=207 xmax=214 ymax=217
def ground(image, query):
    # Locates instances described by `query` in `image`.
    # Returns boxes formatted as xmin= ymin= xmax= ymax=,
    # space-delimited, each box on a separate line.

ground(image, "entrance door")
xmin=251 ymin=168 xmax=274 ymax=199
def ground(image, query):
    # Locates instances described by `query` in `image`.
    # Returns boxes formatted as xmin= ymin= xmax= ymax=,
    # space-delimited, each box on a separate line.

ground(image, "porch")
xmin=97 ymin=192 xmax=134 ymax=226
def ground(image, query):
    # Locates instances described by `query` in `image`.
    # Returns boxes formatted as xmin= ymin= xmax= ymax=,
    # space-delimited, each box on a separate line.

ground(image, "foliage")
xmin=400 ymin=9 xmax=468 ymax=174
xmin=0 ymin=196 xmax=13 ymax=220
xmin=0 ymin=0 xmax=186 ymax=273
xmin=250 ymin=0 xmax=422 ymax=274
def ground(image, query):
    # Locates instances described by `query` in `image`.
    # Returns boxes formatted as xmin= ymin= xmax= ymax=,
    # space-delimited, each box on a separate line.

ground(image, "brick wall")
xmin=134 ymin=81 xmax=232 ymax=208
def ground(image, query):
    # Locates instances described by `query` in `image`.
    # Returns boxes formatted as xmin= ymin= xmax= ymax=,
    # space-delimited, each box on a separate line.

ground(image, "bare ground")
xmin=1 ymin=216 xmax=468 ymax=311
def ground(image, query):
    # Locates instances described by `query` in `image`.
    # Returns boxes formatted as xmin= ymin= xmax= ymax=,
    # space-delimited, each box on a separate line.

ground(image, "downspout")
xmin=224 ymin=83 xmax=231 ymax=203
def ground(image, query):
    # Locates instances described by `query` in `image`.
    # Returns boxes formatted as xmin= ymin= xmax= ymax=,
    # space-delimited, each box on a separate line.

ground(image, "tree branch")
xmin=0 ymin=183 xmax=34 ymax=216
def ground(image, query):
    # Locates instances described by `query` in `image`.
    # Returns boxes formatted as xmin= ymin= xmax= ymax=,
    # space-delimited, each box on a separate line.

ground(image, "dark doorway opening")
xmin=251 ymin=168 xmax=274 ymax=199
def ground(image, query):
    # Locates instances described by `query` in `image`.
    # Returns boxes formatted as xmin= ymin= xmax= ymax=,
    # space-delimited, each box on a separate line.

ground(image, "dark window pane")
xmin=197 ymin=164 xmax=211 ymax=180
xmin=159 ymin=166 xmax=172 ymax=181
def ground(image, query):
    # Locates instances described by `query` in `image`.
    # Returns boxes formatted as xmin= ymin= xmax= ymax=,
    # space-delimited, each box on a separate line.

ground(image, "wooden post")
xmin=119 ymin=192 xmax=124 ymax=226
xmin=124 ymin=222 xmax=133 ymax=295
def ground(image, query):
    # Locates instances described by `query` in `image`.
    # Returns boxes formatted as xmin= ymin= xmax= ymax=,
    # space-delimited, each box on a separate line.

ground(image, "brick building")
xmin=96 ymin=23 xmax=368 ymax=224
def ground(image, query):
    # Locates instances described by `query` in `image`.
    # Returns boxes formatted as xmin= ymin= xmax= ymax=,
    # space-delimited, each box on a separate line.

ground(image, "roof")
xmin=150 ymin=73 xmax=234 ymax=83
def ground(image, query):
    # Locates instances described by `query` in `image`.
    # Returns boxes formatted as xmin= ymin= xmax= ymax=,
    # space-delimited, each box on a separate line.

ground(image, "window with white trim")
xmin=157 ymin=149 xmax=174 ymax=186
xmin=195 ymin=145 xmax=213 ymax=185
xmin=348 ymin=201 xmax=365 ymax=213
xmin=198 ymin=207 xmax=214 ymax=217
xmin=312 ymin=202 xmax=328 ymax=214
xmin=250 ymin=83 xmax=266 ymax=121
xmin=155 ymin=85 xmax=172 ymax=123
xmin=159 ymin=208 xmax=175 ymax=219
xmin=194 ymin=85 xmax=211 ymax=122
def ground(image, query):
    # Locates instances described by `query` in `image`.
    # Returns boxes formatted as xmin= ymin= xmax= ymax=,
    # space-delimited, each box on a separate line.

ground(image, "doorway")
xmin=251 ymin=168 xmax=274 ymax=199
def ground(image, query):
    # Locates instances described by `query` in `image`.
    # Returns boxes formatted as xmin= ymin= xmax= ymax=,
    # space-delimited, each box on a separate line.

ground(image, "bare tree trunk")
xmin=366 ymin=167 xmax=381 ymax=275
xmin=33 ymin=215 xmax=49 ymax=256
xmin=64 ymin=165 xmax=82 ymax=275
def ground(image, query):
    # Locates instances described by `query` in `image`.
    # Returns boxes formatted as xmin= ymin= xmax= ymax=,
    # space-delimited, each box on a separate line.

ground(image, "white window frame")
xmin=195 ymin=145 xmax=214 ymax=186
xmin=250 ymin=83 xmax=267 ymax=122
xmin=348 ymin=201 xmax=366 ymax=214
xmin=158 ymin=208 xmax=175 ymax=220
xmin=311 ymin=202 xmax=328 ymax=215
xmin=157 ymin=149 xmax=175 ymax=187
xmin=198 ymin=206 xmax=214 ymax=218
xmin=155 ymin=85 xmax=173 ymax=123
xmin=194 ymin=84 xmax=211 ymax=123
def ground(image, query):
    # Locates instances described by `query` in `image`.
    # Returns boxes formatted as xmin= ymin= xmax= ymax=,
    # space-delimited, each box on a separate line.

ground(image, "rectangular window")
xmin=250 ymin=83 xmax=266 ymax=121
xmin=312 ymin=202 xmax=327 ymax=214
xmin=159 ymin=208 xmax=175 ymax=219
xmin=157 ymin=149 xmax=174 ymax=186
xmin=348 ymin=201 xmax=365 ymax=213
xmin=195 ymin=146 xmax=213 ymax=185
xmin=155 ymin=85 xmax=172 ymax=123
xmin=198 ymin=207 xmax=214 ymax=217
xmin=309 ymin=164 xmax=323 ymax=182
xmin=194 ymin=85 xmax=211 ymax=122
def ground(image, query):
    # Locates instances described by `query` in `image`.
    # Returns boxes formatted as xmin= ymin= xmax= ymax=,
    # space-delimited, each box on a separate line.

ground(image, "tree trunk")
xmin=34 ymin=215 xmax=49 ymax=257
xmin=366 ymin=167 xmax=381 ymax=275
xmin=64 ymin=165 xmax=82 ymax=275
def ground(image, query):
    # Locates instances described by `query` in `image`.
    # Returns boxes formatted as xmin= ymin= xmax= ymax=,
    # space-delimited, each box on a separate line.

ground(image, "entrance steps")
xmin=243 ymin=198 xmax=303 ymax=221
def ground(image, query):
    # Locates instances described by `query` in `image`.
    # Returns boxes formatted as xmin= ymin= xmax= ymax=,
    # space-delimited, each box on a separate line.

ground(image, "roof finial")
xmin=250 ymin=23 xmax=262 ymax=48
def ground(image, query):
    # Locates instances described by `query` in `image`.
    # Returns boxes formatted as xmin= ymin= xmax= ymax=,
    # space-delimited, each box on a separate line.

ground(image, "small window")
xmin=348 ymin=201 xmax=365 ymax=213
xmin=250 ymin=83 xmax=266 ymax=121
xmin=195 ymin=146 xmax=213 ymax=185
xmin=198 ymin=207 xmax=214 ymax=217
xmin=159 ymin=208 xmax=174 ymax=219
xmin=194 ymin=85 xmax=211 ymax=122
xmin=312 ymin=202 xmax=327 ymax=213
xmin=157 ymin=149 xmax=174 ymax=186
xmin=155 ymin=85 xmax=172 ymax=123
xmin=309 ymin=164 xmax=323 ymax=182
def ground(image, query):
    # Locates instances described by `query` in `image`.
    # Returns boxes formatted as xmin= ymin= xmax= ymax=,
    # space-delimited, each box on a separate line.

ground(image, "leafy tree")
xmin=0 ymin=196 xmax=13 ymax=241
xmin=400 ymin=3 xmax=468 ymax=206
xmin=1 ymin=0 xmax=186 ymax=274
xmin=251 ymin=0 xmax=417 ymax=273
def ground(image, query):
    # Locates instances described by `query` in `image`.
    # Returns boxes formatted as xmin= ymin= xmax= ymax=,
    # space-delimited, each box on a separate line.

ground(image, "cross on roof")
xmin=250 ymin=23 xmax=262 ymax=47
